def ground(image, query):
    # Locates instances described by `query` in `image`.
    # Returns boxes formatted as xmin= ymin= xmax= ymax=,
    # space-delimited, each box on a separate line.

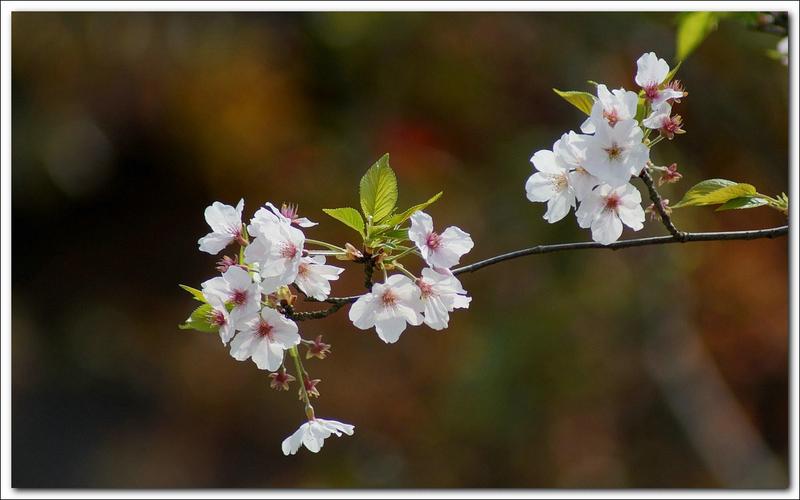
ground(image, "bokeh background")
xmin=11 ymin=12 xmax=789 ymax=488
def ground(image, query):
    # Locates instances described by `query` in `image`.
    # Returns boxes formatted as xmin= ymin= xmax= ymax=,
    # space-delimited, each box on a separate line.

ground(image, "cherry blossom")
xmin=293 ymin=255 xmax=344 ymax=301
xmin=229 ymin=307 xmax=300 ymax=371
xmin=409 ymin=211 xmax=474 ymax=270
xmin=260 ymin=202 xmax=318 ymax=228
xmin=206 ymin=295 xmax=235 ymax=344
xmin=349 ymin=274 xmax=424 ymax=344
xmin=201 ymin=265 xmax=261 ymax=322
xmin=642 ymin=102 xmax=685 ymax=139
xmin=583 ymin=119 xmax=649 ymax=187
xmin=245 ymin=215 xmax=305 ymax=292
xmin=575 ymin=183 xmax=645 ymax=245
xmin=635 ymin=52 xmax=684 ymax=107
xmin=281 ymin=418 xmax=355 ymax=455
xmin=526 ymin=146 xmax=576 ymax=223
xmin=580 ymin=84 xmax=639 ymax=134
xmin=417 ymin=268 xmax=471 ymax=330
xmin=198 ymin=199 xmax=245 ymax=255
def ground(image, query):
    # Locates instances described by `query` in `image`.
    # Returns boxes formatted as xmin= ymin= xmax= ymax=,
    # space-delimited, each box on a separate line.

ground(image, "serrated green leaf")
xmin=716 ymin=196 xmax=769 ymax=211
xmin=676 ymin=12 xmax=726 ymax=62
xmin=322 ymin=207 xmax=365 ymax=237
xmin=672 ymin=179 xmax=758 ymax=208
xmin=179 ymin=303 xmax=218 ymax=333
xmin=552 ymin=89 xmax=595 ymax=116
xmin=385 ymin=191 xmax=443 ymax=226
xmin=179 ymin=284 xmax=206 ymax=302
xmin=359 ymin=153 xmax=398 ymax=222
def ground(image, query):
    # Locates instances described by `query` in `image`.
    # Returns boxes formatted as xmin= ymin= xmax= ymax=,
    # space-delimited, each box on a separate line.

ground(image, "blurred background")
xmin=11 ymin=12 xmax=789 ymax=488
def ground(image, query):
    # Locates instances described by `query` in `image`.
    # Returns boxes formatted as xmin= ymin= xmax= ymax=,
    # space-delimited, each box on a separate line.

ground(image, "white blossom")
xmin=575 ymin=183 xmax=645 ymax=245
xmin=206 ymin=295 xmax=235 ymax=344
xmin=201 ymin=265 xmax=261 ymax=322
xmin=417 ymin=268 xmax=471 ymax=330
xmin=409 ymin=211 xmax=474 ymax=270
xmin=198 ymin=199 xmax=244 ymax=255
xmin=262 ymin=202 xmax=318 ymax=228
xmin=349 ymin=274 xmax=424 ymax=344
xmin=635 ymin=52 xmax=684 ymax=106
xmin=526 ymin=146 xmax=576 ymax=223
xmin=294 ymin=255 xmax=344 ymax=301
xmin=777 ymin=37 xmax=788 ymax=66
xmin=281 ymin=418 xmax=355 ymax=455
xmin=580 ymin=84 xmax=639 ymax=134
xmin=583 ymin=119 xmax=649 ymax=187
xmin=642 ymin=101 xmax=672 ymax=130
xmin=245 ymin=211 xmax=305 ymax=292
xmin=229 ymin=307 xmax=300 ymax=371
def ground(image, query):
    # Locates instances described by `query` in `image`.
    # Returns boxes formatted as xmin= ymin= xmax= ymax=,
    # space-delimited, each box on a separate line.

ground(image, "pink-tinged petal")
xmin=375 ymin=316 xmax=409 ymax=344
xmin=229 ymin=330 xmax=257 ymax=361
xmin=249 ymin=339 xmax=274 ymax=370
xmin=530 ymin=149 xmax=563 ymax=174
xmin=525 ymin=172 xmax=556 ymax=203
xmin=591 ymin=211 xmax=623 ymax=245
xmin=544 ymin=190 xmax=574 ymax=223
xmin=348 ymin=294 xmax=377 ymax=330
xmin=423 ymin=296 xmax=450 ymax=330
xmin=204 ymin=201 xmax=239 ymax=234
xmin=617 ymin=204 xmax=645 ymax=231
xmin=198 ymin=232 xmax=233 ymax=255
xmin=440 ymin=226 xmax=474 ymax=255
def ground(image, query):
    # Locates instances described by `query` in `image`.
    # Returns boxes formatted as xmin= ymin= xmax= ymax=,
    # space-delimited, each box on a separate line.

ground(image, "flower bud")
xmin=658 ymin=163 xmax=682 ymax=186
xmin=306 ymin=335 xmax=331 ymax=360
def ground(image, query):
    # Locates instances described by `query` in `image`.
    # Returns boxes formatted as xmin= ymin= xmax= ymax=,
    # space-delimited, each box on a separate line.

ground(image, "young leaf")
xmin=716 ymin=196 xmax=769 ymax=211
xmin=385 ymin=191 xmax=443 ymax=226
xmin=359 ymin=153 xmax=398 ymax=222
xmin=178 ymin=303 xmax=218 ymax=333
xmin=322 ymin=207 xmax=365 ymax=237
xmin=179 ymin=284 xmax=207 ymax=302
xmin=672 ymin=179 xmax=757 ymax=208
xmin=675 ymin=12 xmax=727 ymax=62
xmin=553 ymin=89 xmax=595 ymax=116
xmin=381 ymin=228 xmax=410 ymax=240
xmin=663 ymin=60 xmax=682 ymax=85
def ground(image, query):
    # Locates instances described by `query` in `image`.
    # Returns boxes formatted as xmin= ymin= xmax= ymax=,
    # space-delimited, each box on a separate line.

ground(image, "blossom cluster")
xmin=525 ymin=52 xmax=687 ymax=245
xmin=182 ymin=170 xmax=474 ymax=454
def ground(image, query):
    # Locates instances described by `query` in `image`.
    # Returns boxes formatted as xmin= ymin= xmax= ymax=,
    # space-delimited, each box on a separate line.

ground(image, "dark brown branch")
xmin=316 ymin=225 xmax=788 ymax=304
xmin=639 ymin=168 xmax=685 ymax=240
xmin=451 ymin=225 xmax=788 ymax=275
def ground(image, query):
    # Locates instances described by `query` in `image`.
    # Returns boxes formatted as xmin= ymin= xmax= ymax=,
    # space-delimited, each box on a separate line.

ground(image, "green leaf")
xmin=676 ymin=12 xmax=726 ymax=62
xmin=322 ymin=207 xmax=365 ymax=237
xmin=552 ymin=89 xmax=595 ymax=116
xmin=179 ymin=303 xmax=218 ymax=333
xmin=663 ymin=60 xmax=682 ymax=85
xmin=179 ymin=284 xmax=206 ymax=302
xmin=672 ymin=179 xmax=758 ymax=208
xmin=381 ymin=228 xmax=410 ymax=241
xmin=385 ymin=191 xmax=443 ymax=226
xmin=359 ymin=153 xmax=398 ymax=222
xmin=716 ymin=196 xmax=769 ymax=211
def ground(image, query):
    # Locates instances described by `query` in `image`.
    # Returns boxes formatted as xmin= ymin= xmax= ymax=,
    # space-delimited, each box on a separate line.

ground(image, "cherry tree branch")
xmin=307 ymin=224 xmax=788 ymax=307
xmin=639 ymin=168 xmax=686 ymax=240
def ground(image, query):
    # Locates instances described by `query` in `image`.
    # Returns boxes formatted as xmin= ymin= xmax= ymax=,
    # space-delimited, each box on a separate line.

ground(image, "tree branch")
xmin=639 ymin=168 xmax=685 ymax=240
xmin=313 ymin=225 xmax=788 ymax=305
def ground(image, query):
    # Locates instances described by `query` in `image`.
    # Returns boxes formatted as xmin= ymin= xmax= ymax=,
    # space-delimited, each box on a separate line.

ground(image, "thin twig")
xmin=316 ymin=225 xmax=788 ymax=304
xmin=640 ymin=169 xmax=685 ymax=240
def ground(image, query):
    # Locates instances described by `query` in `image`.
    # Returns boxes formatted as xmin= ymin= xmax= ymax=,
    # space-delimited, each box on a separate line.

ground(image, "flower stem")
xmin=305 ymin=239 xmax=347 ymax=253
xmin=393 ymin=263 xmax=418 ymax=281
xmin=289 ymin=346 xmax=314 ymax=419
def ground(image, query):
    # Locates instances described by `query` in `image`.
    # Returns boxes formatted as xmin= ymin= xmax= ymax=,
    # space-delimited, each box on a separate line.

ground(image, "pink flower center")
xmin=604 ymin=194 xmax=621 ymax=211
xmin=280 ymin=242 xmax=298 ymax=259
xmin=380 ymin=289 xmax=397 ymax=307
xmin=417 ymin=280 xmax=434 ymax=298
xmin=210 ymin=310 xmax=227 ymax=326
xmin=231 ymin=289 xmax=248 ymax=306
xmin=280 ymin=203 xmax=299 ymax=221
xmin=643 ymin=84 xmax=660 ymax=102
xmin=426 ymin=232 xmax=442 ymax=250
xmin=257 ymin=320 xmax=274 ymax=339
xmin=603 ymin=108 xmax=619 ymax=126
xmin=297 ymin=263 xmax=309 ymax=277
